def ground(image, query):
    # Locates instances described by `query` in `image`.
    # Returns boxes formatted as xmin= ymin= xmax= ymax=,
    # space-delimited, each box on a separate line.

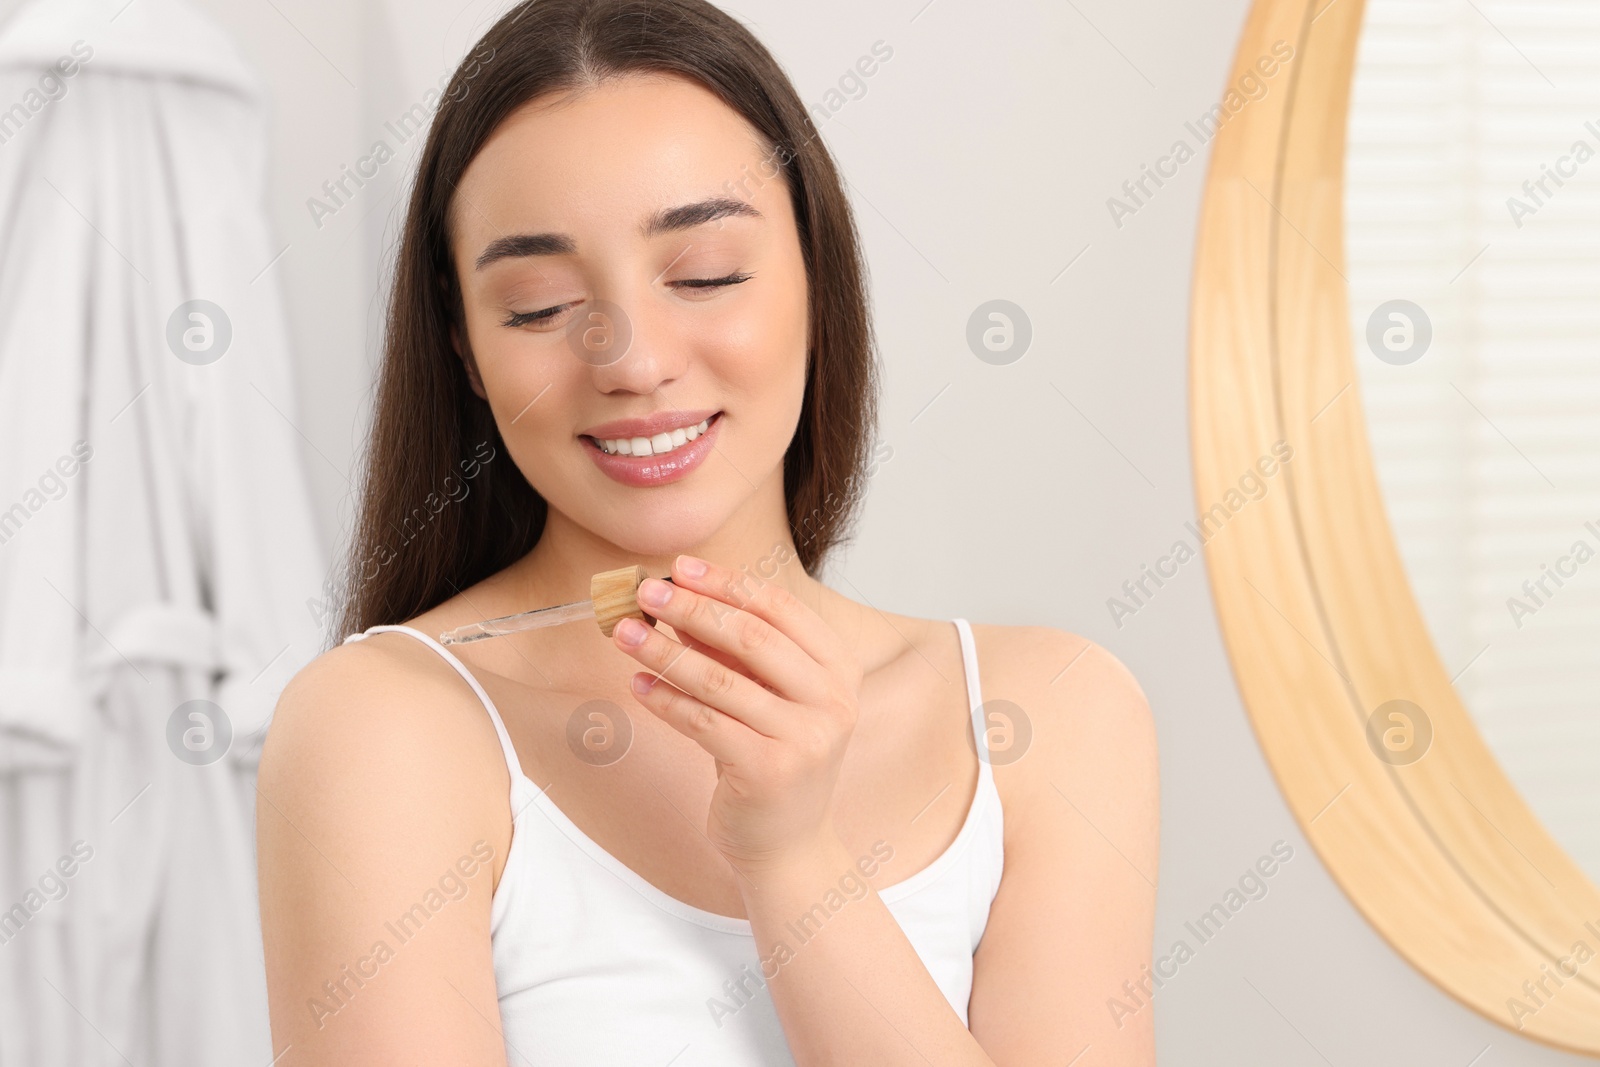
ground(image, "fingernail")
xmin=631 ymin=673 xmax=655 ymax=694
xmin=638 ymin=577 xmax=672 ymax=608
xmin=616 ymin=618 xmax=647 ymax=646
xmin=677 ymin=554 xmax=708 ymax=578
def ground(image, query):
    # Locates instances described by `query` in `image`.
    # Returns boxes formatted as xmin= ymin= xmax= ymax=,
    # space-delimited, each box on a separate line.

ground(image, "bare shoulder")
xmin=963 ymin=623 xmax=1158 ymax=825
xmin=256 ymin=630 xmax=517 ymax=907
xmin=260 ymin=632 xmax=512 ymax=838
xmin=964 ymin=623 xmax=1159 ymax=1063
xmin=255 ymin=633 xmax=515 ymax=1059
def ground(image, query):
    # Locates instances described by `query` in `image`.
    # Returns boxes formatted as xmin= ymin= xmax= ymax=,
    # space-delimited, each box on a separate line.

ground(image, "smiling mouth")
xmin=583 ymin=412 xmax=723 ymax=458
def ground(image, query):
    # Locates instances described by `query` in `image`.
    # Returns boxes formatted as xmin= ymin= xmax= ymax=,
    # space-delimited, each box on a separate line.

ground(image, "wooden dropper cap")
xmin=589 ymin=565 xmax=674 ymax=636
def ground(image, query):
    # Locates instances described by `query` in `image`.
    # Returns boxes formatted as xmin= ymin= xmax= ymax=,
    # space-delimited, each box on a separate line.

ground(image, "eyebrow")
xmin=472 ymin=196 xmax=763 ymax=271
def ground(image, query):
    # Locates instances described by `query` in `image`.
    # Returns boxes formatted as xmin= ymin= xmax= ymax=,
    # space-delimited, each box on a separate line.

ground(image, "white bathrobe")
xmin=0 ymin=0 xmax=326 ymax=1063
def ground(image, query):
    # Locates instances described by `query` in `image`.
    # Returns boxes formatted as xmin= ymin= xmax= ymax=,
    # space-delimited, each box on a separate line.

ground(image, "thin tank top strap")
xmin=342 ymin=624 xmax=525 ymax=785
xmin=950 ymin=618 xmax=994 ymax=775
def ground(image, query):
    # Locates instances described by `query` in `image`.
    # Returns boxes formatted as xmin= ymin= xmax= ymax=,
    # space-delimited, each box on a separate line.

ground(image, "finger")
xmin=629 ymin=671 xmax=751 ymax=764
xmin=668 ymin=554 xmax=852 ymax=683
xmin=636 ymin=575 xmax=819 ymax=710
xmin=614 ymin=617 xmax=785 ymax=736
xmin=638 ymin=576 xmax=824 ymax=704
xmin=676 ymin=632 xmax=771 ymax=691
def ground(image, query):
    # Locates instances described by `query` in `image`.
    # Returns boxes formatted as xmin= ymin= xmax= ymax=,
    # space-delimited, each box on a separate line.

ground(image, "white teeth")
xmin=597 ymin=418 xmax=711 ymax=456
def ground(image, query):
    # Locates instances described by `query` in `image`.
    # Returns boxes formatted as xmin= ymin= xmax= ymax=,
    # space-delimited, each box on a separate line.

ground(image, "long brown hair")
xmin=331 ymin=0 xmax=879 ymax=646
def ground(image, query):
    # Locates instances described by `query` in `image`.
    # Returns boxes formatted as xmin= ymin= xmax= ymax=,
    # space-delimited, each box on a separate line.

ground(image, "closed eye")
xmin=674 ymin=270 xmax=754 ymax=290
xmin=500 ymin=271 xmax=755 ymax=329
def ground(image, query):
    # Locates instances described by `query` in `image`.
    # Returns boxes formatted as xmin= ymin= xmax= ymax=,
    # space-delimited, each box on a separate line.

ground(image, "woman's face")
xmin=448 ymin=72 xmax=810 ymax=560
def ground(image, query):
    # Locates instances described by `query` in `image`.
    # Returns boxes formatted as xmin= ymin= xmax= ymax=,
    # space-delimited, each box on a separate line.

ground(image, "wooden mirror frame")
xmin=1190 ymin=0 xmax=1600 ymax=1052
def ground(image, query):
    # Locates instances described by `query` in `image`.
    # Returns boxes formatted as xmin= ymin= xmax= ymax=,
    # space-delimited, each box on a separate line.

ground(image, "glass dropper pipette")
xmin=437 ymin=566 xmax=672 ymax=645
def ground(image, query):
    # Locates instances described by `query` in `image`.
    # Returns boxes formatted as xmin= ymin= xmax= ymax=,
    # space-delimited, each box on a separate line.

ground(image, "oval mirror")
xmin=1191 ymin=0 xmax=1600 ymax=1052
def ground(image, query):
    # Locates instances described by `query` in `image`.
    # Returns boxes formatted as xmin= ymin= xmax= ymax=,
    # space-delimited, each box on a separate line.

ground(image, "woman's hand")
xmin=610 ymin=554 xmax=862 ymax=878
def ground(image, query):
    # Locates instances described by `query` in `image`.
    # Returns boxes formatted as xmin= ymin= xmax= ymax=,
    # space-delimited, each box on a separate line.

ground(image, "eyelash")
xmin=500 ymin=271 xmax=755 ymax=329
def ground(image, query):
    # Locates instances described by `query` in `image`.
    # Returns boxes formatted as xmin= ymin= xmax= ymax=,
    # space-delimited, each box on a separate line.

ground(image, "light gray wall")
xmin=6 ymin=0 xmax=1585 ymax=1061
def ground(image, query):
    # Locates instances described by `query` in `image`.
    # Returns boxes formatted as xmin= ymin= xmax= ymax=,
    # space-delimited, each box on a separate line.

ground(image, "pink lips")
xmin=582 ymin=412 xmax=723 ymax=487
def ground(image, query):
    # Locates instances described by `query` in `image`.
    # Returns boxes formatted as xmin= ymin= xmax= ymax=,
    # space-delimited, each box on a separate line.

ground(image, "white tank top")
xmin=342 ymin=617 xmax=1004 ymax=1064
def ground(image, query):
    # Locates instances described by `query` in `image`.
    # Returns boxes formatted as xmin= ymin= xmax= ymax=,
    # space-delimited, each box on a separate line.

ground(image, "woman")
xmin=256 ymin=1 xmax=1159 ymax=1063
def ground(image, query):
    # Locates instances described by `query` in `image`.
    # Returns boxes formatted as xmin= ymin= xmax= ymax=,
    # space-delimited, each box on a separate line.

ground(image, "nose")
xmin=575 ymin=290 xmax=685 ymax=396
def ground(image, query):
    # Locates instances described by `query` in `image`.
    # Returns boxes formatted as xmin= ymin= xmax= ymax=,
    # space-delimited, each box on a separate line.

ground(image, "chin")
xmin=590 ymin=500 xmax=732 ymax=560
